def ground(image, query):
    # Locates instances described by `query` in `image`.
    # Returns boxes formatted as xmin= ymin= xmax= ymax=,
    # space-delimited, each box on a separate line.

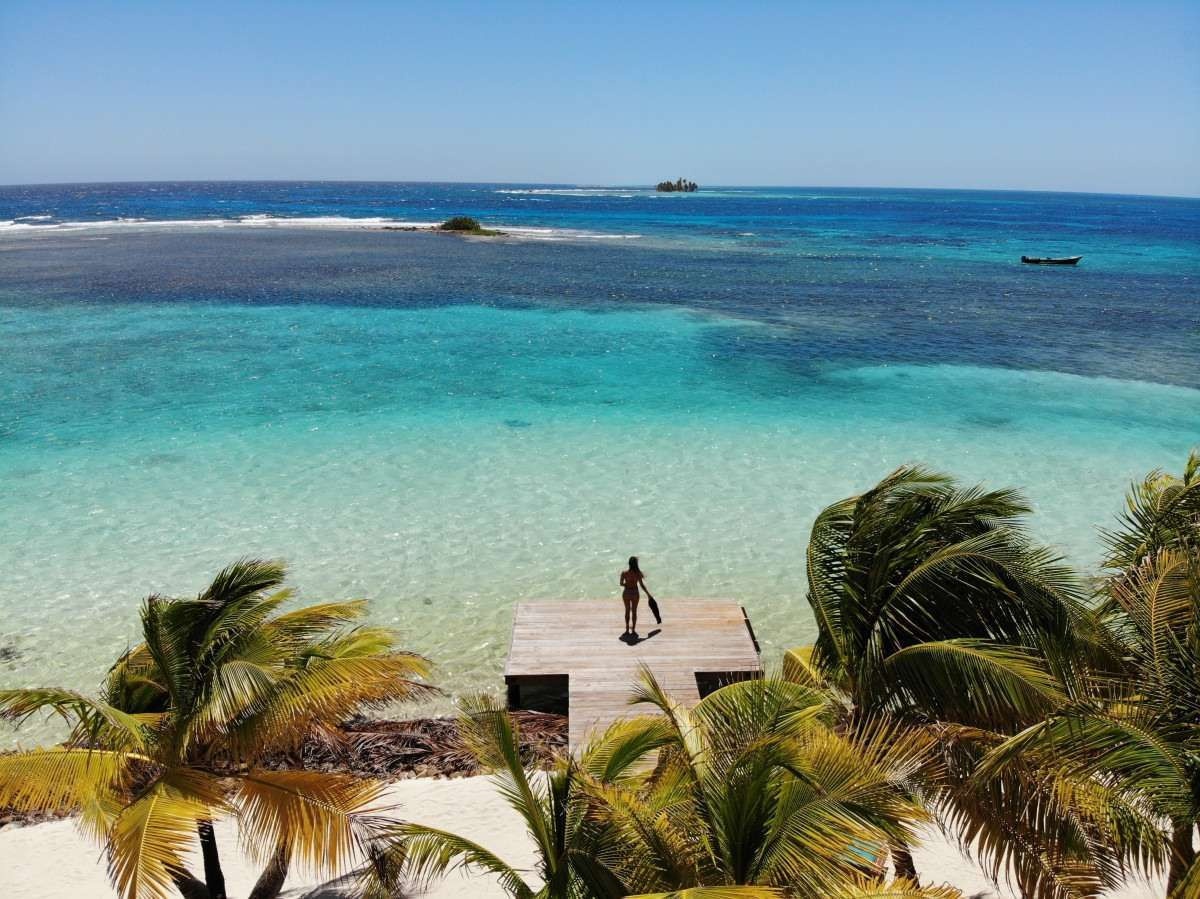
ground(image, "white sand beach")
xmin=0 ymin=774 xmax=1164 ymax=899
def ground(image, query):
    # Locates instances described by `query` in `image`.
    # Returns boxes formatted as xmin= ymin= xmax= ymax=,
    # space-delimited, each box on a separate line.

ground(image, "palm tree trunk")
xmin=890 ymin=836 xmax=918 ymax=882
xmin=168 ymin=865 xmax=210 ymax=899
xmin=197 ymin=820 xmax=227 ymax=899
xmin=1167 ymin=819 xmax=1196 ymax=896
xmin=247 ymin=841 xmax=292 ymax=899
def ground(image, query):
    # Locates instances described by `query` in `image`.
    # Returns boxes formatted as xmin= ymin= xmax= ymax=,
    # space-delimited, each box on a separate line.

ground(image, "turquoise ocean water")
xmin=0 ymin=183 xmax=1196 ymax=741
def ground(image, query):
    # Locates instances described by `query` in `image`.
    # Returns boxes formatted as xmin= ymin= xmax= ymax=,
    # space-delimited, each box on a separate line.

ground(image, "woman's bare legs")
xmin=630 ymin=599 xmax=638 ymax=634
xmin=623 ymin=597 xmax=632 ymax=633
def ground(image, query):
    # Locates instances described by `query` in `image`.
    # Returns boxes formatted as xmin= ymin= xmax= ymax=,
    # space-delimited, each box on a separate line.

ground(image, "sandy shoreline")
xmin=0 ymin=774 xmax=1164 ymax=899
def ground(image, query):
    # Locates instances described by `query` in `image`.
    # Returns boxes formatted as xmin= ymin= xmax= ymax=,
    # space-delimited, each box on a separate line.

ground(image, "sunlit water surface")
xmin=1 ymin=184 xmax=1197 ymax=744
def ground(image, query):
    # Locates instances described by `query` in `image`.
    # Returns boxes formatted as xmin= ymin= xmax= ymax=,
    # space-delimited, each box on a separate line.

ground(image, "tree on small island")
xmin=656 ymin=177 xmax=698 ymax=192
xmin=439 ymin=215 xmax=503 ymax=235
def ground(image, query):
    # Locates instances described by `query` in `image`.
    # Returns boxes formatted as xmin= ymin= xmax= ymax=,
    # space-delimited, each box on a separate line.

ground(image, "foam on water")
xmin=0 ymin=215 xmax=643 ymax=243
xmin=1 ymin=299 xmax=1195 ymax=744
xmin=0 ymin=215 xmax=439 ymax=232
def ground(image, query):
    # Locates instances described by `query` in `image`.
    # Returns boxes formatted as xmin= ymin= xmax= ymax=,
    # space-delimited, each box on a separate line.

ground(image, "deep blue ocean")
xmin=1 ymin=182 xmax=1197 ymax=732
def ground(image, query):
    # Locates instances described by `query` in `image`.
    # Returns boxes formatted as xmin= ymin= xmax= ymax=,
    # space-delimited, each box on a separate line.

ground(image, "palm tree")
xmin=1102 ymin=451 xmax=1199 ymax=572
xmin=367 ymin=671 xmax=952 ymax=898
xmin=0 ymin=559 xmax=432 ymax=899
xmin=984 ymin=451 xmax=1200 ymax=896
xmin=787 ymin=465 xmax=1146 ymax=898
xmin=589 ymin=672 xmax=940 ymax=896
xmin=358 ymin=694 xmax=635 ymax=899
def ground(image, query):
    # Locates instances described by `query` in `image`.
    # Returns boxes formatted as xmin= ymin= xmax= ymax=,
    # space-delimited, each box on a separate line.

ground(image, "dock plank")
xmin=505 ymin=599 xmax=761 ymax=751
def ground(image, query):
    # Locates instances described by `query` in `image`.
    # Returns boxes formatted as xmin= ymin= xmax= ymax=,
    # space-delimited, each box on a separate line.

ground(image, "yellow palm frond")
xmin=627 ymin=888 xmax=787 ymax=898
xmin=229 ymin=650 xmax=433 ymax=756
xmin=78 ymin=789 xmax=128 ymax=844
xmin=1170 ymin=855 xmax=1200 ymax=899
xmin=828 ymin=880 xmax=964 ymax=899
xmin=782 ymin=645 xmax=826 ymax=689
xmin=0 ymin=748 xmax=134 ymax=816
xmin=584 ymin=777 xmax=705 ymax=889
xmin=381 ymin=822 xmax=536 ymax=899
xmin=0 ymin=687 xmax=152 ymax=750
xmin=232 ymin=768 xmax=385 ymax=875
xmin=578 ymin=715 xmax=673 ymax=784
xmin=265 ymin=599 xmax=369 ymax=642
xmin=628 ymin=666 xmax=707 ymax=781
xmin=106 ymin=779 xmax=212 ymax=899
xmin=184 ymin=656 xmax=282 ymax=748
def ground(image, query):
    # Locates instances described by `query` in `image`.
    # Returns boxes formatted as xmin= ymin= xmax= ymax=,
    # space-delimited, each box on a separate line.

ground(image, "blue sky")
xmin=1 ymin=1 xmax=1197 ymax=195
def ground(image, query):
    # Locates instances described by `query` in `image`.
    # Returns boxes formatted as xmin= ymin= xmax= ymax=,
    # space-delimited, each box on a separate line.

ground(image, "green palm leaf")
xmin=380 ymin=823 xmax=536 ymax=898
xmin=880 ymin=639 xmax=1065 ymax=725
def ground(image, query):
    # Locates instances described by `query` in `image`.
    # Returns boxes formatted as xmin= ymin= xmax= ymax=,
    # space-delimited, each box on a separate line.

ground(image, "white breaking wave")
xmin=495 ymin=188 xmax=644 ymax=198
xmin=0 ymin=215 xmax=641 ymax=242
xmin=0 ymin=215 xmax=443 ymax=234
xmin=500 ymin=226 xmax=641 ymax=241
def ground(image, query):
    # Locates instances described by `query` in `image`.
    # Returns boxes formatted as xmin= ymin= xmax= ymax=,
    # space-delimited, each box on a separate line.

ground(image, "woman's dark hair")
xmin=628 ymin=556 xmax=640 ymax=573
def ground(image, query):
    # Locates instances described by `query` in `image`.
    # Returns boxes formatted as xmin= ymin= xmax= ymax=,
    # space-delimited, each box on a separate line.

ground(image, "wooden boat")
xmin=1021 ymin=255 xmax=1082 ymax=265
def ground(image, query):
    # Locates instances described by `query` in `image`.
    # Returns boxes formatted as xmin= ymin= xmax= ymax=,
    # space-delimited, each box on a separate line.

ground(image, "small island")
xmin=438 ymin=215 xmax=505 ymax=235
xmin=656 ymin=178 xmax=698 ymax=192
xmin=381 ymin=215 xmax=505 ymax=236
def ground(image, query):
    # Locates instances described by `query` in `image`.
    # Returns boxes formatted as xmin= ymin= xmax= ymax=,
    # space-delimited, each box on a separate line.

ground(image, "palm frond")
xmin=948 ymin=721 xmax=1168 ymax=899
xmin=0 ymin=747 xmax=134 ymax=815
xmin=781 ymin=645 xmax=826 ymax=689
xmin=626 ymin=888 xmax=787 ymax=899
xmin=584 ymin=776 xmax=708 ymax=890
xmin=106 ymin=778 xmax=211 ymax=899
xmin=367 ymin=822 xmax=535 ymax=898
xmin=1170 ymin=854 xmax=1200 ymax=899
xmin=226 ymin=646 xmax=433 ymax=757
xmin=803 ymin=466 xmax=1088 ymax=728
xmin=828 ymin=881 xmax=964 ymax=899
xmin=879 ymin=639 xmax=1064 ymax=727
xmin=456 ymin=697 xmax=559 ymax=869
xmin=198 ymin=558 xmax=288 ymax=607
xmin=0 ymin=687 xmax=152 ymax=750
xmin=265 ymin=599 xmax=369 ymax=643
xmin=233 ymin=768 xmax=384 ymax=875
xmin=1107 ymin=550 xmax=1194 ymax=683
xmin=580 ymin=715 xmax=674 ymax=783
xmin=983 ymin=712 xmax=1193 ymax=822
xmin=807 ymin=496 xmax=860 ymax=676
xmin=1103 ymin=451 xmax=1200 ymax=572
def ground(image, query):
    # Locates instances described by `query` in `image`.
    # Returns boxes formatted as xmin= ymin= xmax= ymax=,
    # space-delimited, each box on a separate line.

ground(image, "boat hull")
xmin=1021 ymin=255 xmax=1082 ymax=265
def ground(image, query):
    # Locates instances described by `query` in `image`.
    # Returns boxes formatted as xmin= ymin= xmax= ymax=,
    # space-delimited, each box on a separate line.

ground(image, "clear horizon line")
xmin=0 ymin=178 xmax=1195 ymax=202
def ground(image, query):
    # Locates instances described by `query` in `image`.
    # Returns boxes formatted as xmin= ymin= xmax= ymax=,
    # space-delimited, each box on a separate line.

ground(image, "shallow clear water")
xmin=0 ymin=183 xmax=1197 ymax=744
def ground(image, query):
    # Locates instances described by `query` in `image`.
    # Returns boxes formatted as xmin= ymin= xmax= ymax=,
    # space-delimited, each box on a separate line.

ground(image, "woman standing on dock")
xmin=620 ymin=556 xmax=659 ymax=634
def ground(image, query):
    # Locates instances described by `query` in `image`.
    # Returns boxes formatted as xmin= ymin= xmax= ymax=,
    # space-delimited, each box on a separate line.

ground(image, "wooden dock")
xmin=504 ymin=599 xmax=762 ymax=751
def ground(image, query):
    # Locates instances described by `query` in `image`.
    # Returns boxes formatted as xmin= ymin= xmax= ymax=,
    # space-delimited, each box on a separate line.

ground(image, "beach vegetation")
xmin=0 ymin=559 xmax=432 ymax=899
xmin=439 ymin=215 xmax=504 ymax=235
xmin=364 ymin=671 xmax=959 ymax=898
xmin=983 ymin=451 xmax=1200 ymax=896
xmin=655 ymin=178 xmax=698 ymax=192
xmin=357 ymin=694 xmax=627 ymax=899
xmin=786 ymin=465 xmax=1167 ymax=899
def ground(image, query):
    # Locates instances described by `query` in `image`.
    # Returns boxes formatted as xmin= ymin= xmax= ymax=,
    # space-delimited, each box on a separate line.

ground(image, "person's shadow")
xmin=619 ymin=629 xmax=661 ymax=645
